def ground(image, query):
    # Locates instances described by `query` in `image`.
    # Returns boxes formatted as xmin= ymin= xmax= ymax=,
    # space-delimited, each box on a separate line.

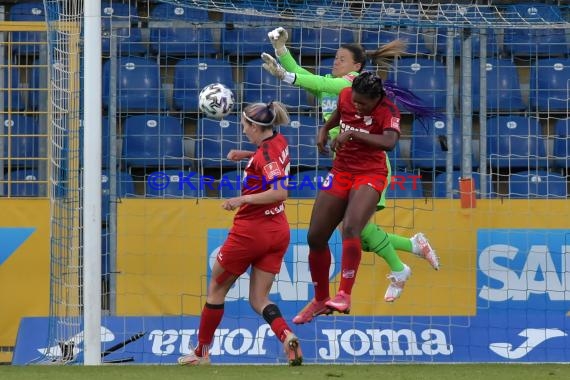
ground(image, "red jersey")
xmin=234 ymin=132 xmax=290 ymax=227
xmin=333 ymin=87 xmax=401 ymax=175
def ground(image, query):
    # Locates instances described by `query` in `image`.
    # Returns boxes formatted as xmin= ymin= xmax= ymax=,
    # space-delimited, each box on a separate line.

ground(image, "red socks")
xmin=309 ymin=247 xmax=332 ymax=301
xmin=339 ymin=237 xmax=362 ymax=295
xmin=195 ymin=302 xmax=224 ymax=357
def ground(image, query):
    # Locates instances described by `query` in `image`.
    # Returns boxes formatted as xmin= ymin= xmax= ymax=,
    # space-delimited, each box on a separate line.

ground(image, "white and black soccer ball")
xmin=198 ymin=83 xmax=235 ymax=119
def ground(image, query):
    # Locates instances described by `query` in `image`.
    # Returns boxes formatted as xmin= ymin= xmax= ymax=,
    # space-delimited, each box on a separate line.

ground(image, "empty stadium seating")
xmin=144 ymin=170 xmax=202 ymax=198
xmin=470 ymin=58 xmax=525 ymax=112
xmin=101 ymin=2 xmax=145 ymax=56
xmin=243 ymin=59 xmax=309 ymax=109
xmin=102 ymin=56 xmax=166 ymax=111
xmin=173 ymin=58 xmax=235 ymax=113
xmin=388 ymin=58 xmax=447 ymax=112
xmin=503 ymin=4 xmax=568 ymax=57
xmin=222 ymin=13 xmax=277 ymax=56
xmin=2 ymin=67 xmax=24 ymax=111
xmin=361 ymin=27 xmax=431 ymax=56
xmin=509 ymin=170 xmax=567 ymax=199
xmin=2 ymin=115 xmax=39 ymax=169
xmin=553 ymin=118 xmax=570 ymax=170
xmin=290 ymin=26 xmax=356 ymax=57
xmin=432 ymin=4 xmax=499 ymax=57
xmin=487 ymin=116 xmax=547 ymax=170
xmin=28 ymin=62 xmax=46 ymax=110
xmin=410 ymin=117 xmax=475 ymax=170
xmin=196 ymin=115 xmax=241 ymax=170
xmin=281 ymin=114 xmax=332 ymax=169
xmin=433 ymin=171 xmax=494 ymax=198
xmin=289 ymin=169 xmax=330 ymax=199
xmin=8 ymin=2 xmax=45 ymax=56
xmin=218 ymin=170 xmax=242 ymax=198
xmin=386 ymin=171 xmax=424 ymax=199
xmin=3 ymin=169 xmax=40 ymax=197
xmin=122 ymin=114 xmax=185 ymax=169
xmin=529 ymin=58 xmax=570 ymax=112
xmin=149 ymin=3 xmax=216 ymax=56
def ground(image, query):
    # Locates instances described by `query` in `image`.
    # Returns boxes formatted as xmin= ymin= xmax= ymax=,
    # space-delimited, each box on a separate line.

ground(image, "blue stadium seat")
xmin=281 ymin=114 xmax=332 ymax=169
xmin=218 ymin=170 xmax=242 ymax=198
xmin=529 ymin=58 xmax=570 ymax=112
xmin=149 ymin=3 xmax=216 ymax=56
xmin=503 ymin=4 xmax=568 ymax=57
xmin=101 ymin=171 xmax=136 ymax=225
xmin=357 ymin=2 xmax=424 ymax=54
xmin=387 ymin=142 xmax=407 ymax=170
xmin=8 ymin=2 xmax=45 ymax=56
xmin=243 ymin=59 xmax=309 ymax=109
xmin=487 ymin=116 xmax=547 ymax=170
xmin=28 ymin=62 xmax=46 ymax=110
xmin=357 ymin=2 xmax=421 ymax=25
xmin=198 ymin=114 xmax=240 ymax=140
xmin=361 ymin=27 xmax=431 ymax=56
xmin=433 ymin=171 xmax=494 ymax=198
xmin=388 ymin=58 xmax=447 ymax=112
xmin=196 ymin=115 xmax=241 ymax=170
xmin=433 ymin=5 xmax=499 ymax=57
xmin=553 ymin=118 xmax=570 ymax=170
xmin=102 ymin=57 xmax=166 ymax=111
xmin=222 ymin=13 xmax=277 ymax=56
xmin=470 ymin=58 xmax=525 ymax=112
xmin=291 ymin=26 xmax=355 ymax=57
xmin=410 ymin=117 xmax=476 ymax=170
xmin=2 ymin=115 xmax=39 ymax=169
xmin=3 ymin=169 xmax=40 ymax=197
xmin=122 ymin=115 xmax=185 ymax=169
xmin=509 ymin=170 xmax=567 ymax=199
xmin=289 ymin=169 xmax=330 ymax=199
xmin=101 ymin=2 xmax=145 ymax=55
xmin=173 ymin=58 xmax=235 ymax=113
xmin=386 ymin=171 xmax=424 ymax=199
xmin=195 ymin=139 xmax=239 ymax=170
xmin=144 ymin=170 xmax=202 ymax=198
xmin=2 ymin=67 xmax=24 ymax=111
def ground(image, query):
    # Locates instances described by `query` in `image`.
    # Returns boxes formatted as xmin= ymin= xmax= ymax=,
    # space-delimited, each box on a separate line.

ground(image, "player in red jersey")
xmin=178 ymin=102 xmax=302 ymax=366
xmin=294 ymin=71 xmax=402 ymax=320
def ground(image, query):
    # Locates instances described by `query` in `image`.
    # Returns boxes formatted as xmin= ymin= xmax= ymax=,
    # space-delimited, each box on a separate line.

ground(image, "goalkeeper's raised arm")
xmin=262 ymin=27 xmax=407 ymax=117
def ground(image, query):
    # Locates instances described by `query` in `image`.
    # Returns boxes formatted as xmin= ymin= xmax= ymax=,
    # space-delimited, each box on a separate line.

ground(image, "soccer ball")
xmin=198 ymin=83 xmax=235 ymax=119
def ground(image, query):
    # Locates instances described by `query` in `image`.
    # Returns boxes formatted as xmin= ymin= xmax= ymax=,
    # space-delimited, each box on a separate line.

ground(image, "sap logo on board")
xmin=207 ymin=229 xmax=341 ymax=302
xmin=208 ymin=243 xmax=337 ymax=302
xmin=477 ymin=229 xmax=570 ymax=302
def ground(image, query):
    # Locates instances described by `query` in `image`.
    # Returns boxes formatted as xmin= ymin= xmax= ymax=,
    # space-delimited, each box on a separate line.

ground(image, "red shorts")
xmin=322 ymin=168 xmax=387 ymax=200
xmin=218 ymin=224 xmax=290 ymax=275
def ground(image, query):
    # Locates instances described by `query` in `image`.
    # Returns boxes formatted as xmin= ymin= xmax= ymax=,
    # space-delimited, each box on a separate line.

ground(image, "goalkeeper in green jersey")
xmin=261 ymin=27 xmax=439 ymax=308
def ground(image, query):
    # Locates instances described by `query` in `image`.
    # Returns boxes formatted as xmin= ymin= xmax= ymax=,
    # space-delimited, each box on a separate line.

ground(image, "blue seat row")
xmin=8 ymin=3 xmax=569 ymax=58
xmin=3 ymin=167 xmax=567 ymax=199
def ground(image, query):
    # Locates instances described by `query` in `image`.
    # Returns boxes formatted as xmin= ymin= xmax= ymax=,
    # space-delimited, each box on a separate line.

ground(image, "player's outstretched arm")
xmin=227 ymin=149 xmax=254 ymax=161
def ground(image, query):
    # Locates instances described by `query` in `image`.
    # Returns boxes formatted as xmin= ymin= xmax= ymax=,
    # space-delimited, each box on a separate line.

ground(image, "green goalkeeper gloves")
xmin=267 ymin=27 xmax=288 ymax=57
xmin=261 ymin=53 xmax=296 ymax=85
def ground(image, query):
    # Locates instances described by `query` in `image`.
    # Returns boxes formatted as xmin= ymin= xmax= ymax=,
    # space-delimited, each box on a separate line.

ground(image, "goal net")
xmin=38 ymin=0 xmax=570 ymax=365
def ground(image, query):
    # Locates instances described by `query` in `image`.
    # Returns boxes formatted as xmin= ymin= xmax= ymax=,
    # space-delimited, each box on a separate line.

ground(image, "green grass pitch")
xmin=1 ymin=364 xmax=570 ymax=380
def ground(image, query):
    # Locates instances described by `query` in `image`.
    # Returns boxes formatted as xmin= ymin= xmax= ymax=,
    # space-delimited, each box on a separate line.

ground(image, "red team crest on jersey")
xmin=391 ymin=116 xmax=401 ymax=132
xmin=262 ymin=161 xmax=283 ymax=180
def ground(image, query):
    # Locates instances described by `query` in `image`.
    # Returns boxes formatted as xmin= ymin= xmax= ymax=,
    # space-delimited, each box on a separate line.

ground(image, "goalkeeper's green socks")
xmin=360 ymin=223 xmax=405 ymax=272
xmin=387 ymin=233 xmax=414 ymax=253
